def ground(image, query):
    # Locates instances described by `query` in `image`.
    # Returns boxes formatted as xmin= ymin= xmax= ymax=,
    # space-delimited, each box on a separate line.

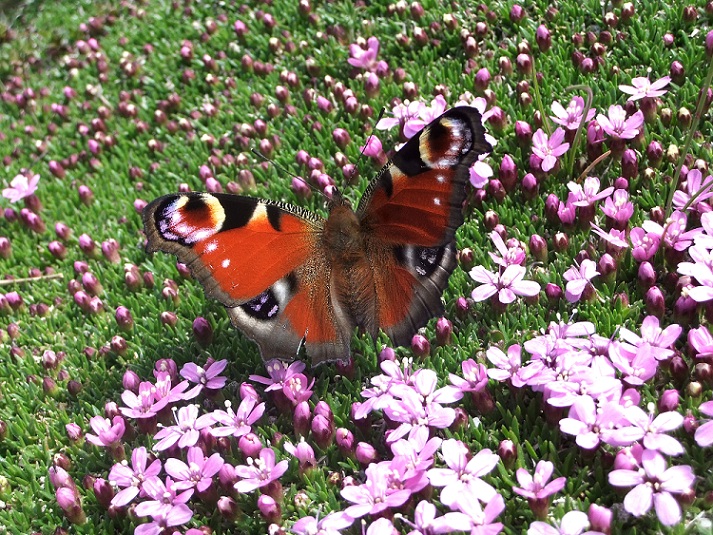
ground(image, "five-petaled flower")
xmin=619 ymin=76 xmax=671 ymax=101
xmin=470 ymin=264 xmax=541 ymax=304
xmin=532 ymin=128 xmax=570 ymax=172
xmin=2 ymin=173 xmax=39 ymax=202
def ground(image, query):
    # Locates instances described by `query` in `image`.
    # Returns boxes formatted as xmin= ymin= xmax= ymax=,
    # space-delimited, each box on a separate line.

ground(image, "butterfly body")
xmin=143 ymin=107 xmax=491 ymax=364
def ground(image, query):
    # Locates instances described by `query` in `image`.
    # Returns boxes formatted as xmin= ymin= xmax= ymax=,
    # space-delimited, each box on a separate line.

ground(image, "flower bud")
xmin=214 ymin=495 xmax=238 ymax=521
xmin=238 ymin=432 xmax=262 ymax=458
xmin=311 ymin=414 xmax=333 ymax=448
xmin=658 ymin=389 xmax=680 ymax=412
xmin=293 ymin=401 xmax=311 ymax=437
xmin=588 ymin=504 xmax=613 ymax=535
xmin=355 ymin=442 xmax=379 ymax=465
xmin=644 ymin=286 xmax=665 ymax=318
xmin=258 ymin=494 xmax=281 ymax=523
xmin=435 ymin=317 xmax=453 ymax=345
xmin=529 ymin=234 xmax=548 ymax=263
xmin=410 ymin=333 xmax=430 ymax=357
xmin=498 ymin=439 xmax=518 ymax=470
xmin=192 ymin=316 xmax=213 ymax=346
xmin=335 ymin=428 xmax=355 ymax=456
xmin=474 ymin=68 xmax=490 ymax=92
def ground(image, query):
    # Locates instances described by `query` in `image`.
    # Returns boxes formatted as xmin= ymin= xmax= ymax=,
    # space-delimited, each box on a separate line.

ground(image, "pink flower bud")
xmin=258 ymin=494 xmax=281 ymax=523
xmin=536 ymin=24 xmax=551 ymax=51
xmin=93 ymin=478 xmax=114 ymax=509
xmin=435 ymin=317 xmax=453 ymax=345
xmin=498 ymin=439 xmax=518 ymax=470
xmin=218 ymin=495 xmax=238 ymax=519
xmin=192 ymin=316 xmax=213 ymax=346
xmin=122 ymin=370 xmax=141 ymax=392
xmin=355 ymin=441 xmax=379 ymax=465
xmin=293 ymin=401 xmax=311 ymax=437
xmin=335 ymin=428 xmax=355 ymax=455
xmin=311 ymin=414 xmax=333 ymax=448
xmin=658 ymin=389 xmax=680 ymax=413
xmin=410 ymin=333 xmax=430 ymax=357
xmin=645 ymin=286 xmax=665 ymax=319
xmin=474 ymin=67 xmax=490 ymax=91
xmin=509 ymin=4 xmax=525 ymax=22
xmin=588 ymin=504 xmax=612 ymax=534
xmin=239 ymin=432 xmax=262 ymax=458
xmin=48 ymin=240 xmax=66 ymax=259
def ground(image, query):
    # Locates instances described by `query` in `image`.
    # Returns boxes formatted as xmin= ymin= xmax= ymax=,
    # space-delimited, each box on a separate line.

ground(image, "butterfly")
xmin=143 ymin=106 xmax=491 ymax=364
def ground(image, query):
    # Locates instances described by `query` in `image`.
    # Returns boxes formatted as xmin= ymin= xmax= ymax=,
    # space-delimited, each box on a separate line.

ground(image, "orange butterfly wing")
xmin=143 ymin=193 xmax=352 ymax=361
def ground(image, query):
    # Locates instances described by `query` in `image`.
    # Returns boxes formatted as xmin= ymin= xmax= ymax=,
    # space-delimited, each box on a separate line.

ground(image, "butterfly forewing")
xmin=143 ymin=193 xmax=321 ymax=306
xmin=357 ymin=107 xmax=491 ymax=246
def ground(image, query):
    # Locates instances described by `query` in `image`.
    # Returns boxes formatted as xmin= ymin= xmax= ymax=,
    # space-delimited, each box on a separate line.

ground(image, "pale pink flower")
xmin=568 ymin=177 xmax=614 ymax=207
xmin=532 ymin=128 xmax=570 ymax=172
xmin=550 ymin=96 xmax=596 ymax=130
xmin=619 ymin=76 xmax=671 ymax=101
xmin=596 ymin=105 xmax=644 ymax=139
xmin=672 ymin=169 xmax=713 ymax=213
xmin=512 ymin=460 xmax=566 ymax=499
xmin=2 ymin=173 xmax=40 ymax=202
xmin=563 ymin=259 xmax=599 ymax=303
xmin=694 ymin=400 xmax=713 ymax=447
xmin=470 ymin=264 xmax=541 ymax=304
xmin=608 ymin=449 xmax=694 ymax=526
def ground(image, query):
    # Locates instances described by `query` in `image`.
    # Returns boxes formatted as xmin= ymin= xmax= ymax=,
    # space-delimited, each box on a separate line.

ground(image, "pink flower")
xmin=601 ymin=189 xmax=634 ymax=225
xmin=291 ymin=512 xmax=354 ymax=535
xmin=164 ymin=446 xmax=224 ymax=492
xmin=672 ymin=169 xmax=713 ymax=213
xmin=455 ymin=490 xmax=505 ymax=533
xmin=512 ymin=460 xmax=566 ymax=500
xmin=613 ymin=406 xmax=684 ymax=455
xmin=134 ymin=476 xmax=193 ymax=520
xmin=341 ymin=462 xmax=412 ymax=518
xmin=608 ymin=449 xmax=695 ymax=526
xmin=86 ymin=415 xmax=126 ymax=447
xmin=470 ymin=264 xmax=541 ymax=304
xmin=596 ymin=105 xmax=644 ymax=139
xmin=629 ymin=227 xmax=660 ymax=261
xmin=486 ymin=344 xmax=527 ymax=387
xmin=153 ymin=404 xmax=214 ymax=451
xmin=2 ymin=173 xmax=40 ymax=202
xmin=532 ymin=128 xmax=570 ymax=172
xmin=528 ymin=510 xmax=599 ymax=535
xmin=563 ymin=259 xmax=599 ymax=303
xmin=403 ymin=95 xmax=448 ymax=139
xmin=376 ymin=100 xmax=424 ymax=131
xmin=618 ymin=315 xmax=682 ymax=361
xmin=550 ymin=96 xmax=596 ymax=130
xmin=568 ymin=177 xmax=614 ymax=207
xmin=348 ymin=36 xmax=384 ymax=72
xmin=180 ymin=359 xmax=227 ymax=397
xmin=402 ymin=500 xmax=472 ymax=534
xmin=489 ymin=231 xmax=526 ymax=267
xmin=209 ymin=396 xmax=266 ymax=438
xmin=688 ymin=326 xmax=713 ymax=359
xmin=250 ymin=359 xmax=306 ymax=392
xmin=120 ymin=381 xmax=169 ymax=419
xmin=694 ymin=399 xmax=713 ymax=447
xmin=234 ymin=447 xmax=288 ymax=493
xmin=643 ymin=210 xmax=700 ymax=251
xmin=109 ymin=446 xmax=162 ymax=507
xmin=619 ymin=76 xmax=671 ymax=101
xmin=559 ymin=396 xmax=626 ymax=450
xmin=426 ymin=439 xmax=499 ymax=508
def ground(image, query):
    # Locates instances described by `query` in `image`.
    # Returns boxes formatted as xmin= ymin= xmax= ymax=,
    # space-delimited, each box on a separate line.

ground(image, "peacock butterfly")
xmin=143 ymin=106 xmax=491 ymax=364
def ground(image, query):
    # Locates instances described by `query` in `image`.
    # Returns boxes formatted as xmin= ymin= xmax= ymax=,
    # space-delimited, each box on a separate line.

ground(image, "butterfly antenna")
xmin=251 ymin=148 xmax=322 ymax=196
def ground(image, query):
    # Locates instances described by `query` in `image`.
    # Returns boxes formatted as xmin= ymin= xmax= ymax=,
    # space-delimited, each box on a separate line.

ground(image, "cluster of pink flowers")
xmin=478 ymin=314 xmax=702 ymax=526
